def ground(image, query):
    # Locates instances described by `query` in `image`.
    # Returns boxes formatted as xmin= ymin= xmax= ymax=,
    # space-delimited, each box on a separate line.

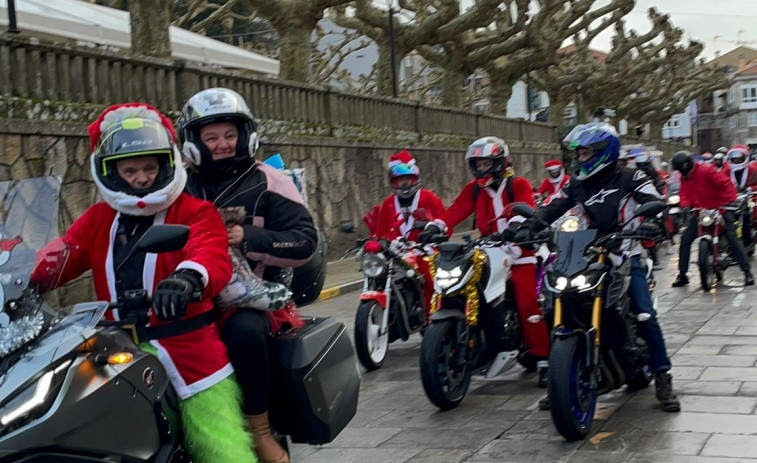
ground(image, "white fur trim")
xmin=176 ymin=261 xmax=209 ymax=288
xmin=182 ymin=141 xmax=202 ymax=166
xmin=388 ymin=158 xmax=417 ymax=168
xmin=428 ymin=218 xmax=448 ymax=233
xmin=91 ymin=146 xmax=187 ymax=216
xmin=100 ymin=105 xmax=163 ymax=133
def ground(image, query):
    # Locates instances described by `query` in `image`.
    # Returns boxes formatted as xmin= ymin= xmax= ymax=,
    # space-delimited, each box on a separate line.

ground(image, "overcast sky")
xmin=456 ymin=0 xmax=757 ymax=61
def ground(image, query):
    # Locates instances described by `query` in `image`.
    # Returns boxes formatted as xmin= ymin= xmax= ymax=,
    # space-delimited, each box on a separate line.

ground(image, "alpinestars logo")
xmin=585 ymin=188 xmax=619 ymax=206
xmin=632 ymin=170 xmax=648 ymax=181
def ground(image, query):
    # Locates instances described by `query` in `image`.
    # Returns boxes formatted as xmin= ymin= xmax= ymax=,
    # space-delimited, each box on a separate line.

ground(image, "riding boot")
xmin=537 ymin=360 xmax=549 ymax=388
xmin=247 ymin=412 xmax=289 ymax=463
xmin=654 ymin=373 xmax=681 ymax=412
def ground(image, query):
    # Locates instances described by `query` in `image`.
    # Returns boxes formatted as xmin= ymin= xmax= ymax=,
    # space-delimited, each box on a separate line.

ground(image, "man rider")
xmin=32 ymin=104 xmax=258 ymax=462
xmin=670 ymin=150 xmax=754 ymax=287
xmin=725 ymin=145 xmax=757 ymax=252
xmin=418 ymin=137 xmax=550 ymax=387
xmin=537 ymin=159 xmax=570 ymax=202
xmin=179 ymin=88 xmax=317 ymax=463
xmin=376 ymin=150 xmax=445 ymax=312
xmin=510 ymin=122 xmax=680 ymax=412
xmin=713 ymin=152 xmax=728 ymax=174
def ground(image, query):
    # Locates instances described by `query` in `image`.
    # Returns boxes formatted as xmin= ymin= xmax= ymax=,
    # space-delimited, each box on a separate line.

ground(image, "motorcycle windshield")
xmin=0 ymin=176 xmax=66 ymax=360
xmin=553 ymin=229 xmax=598 ymax=276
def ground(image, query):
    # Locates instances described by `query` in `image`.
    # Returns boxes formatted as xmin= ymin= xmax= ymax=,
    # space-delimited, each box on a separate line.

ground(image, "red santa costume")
xmin=429 ymin=138 xmax=549 ymax=359
xmin=537 ymin=159 xmax=570 ymax=201
xmin=34 ymin=104 xmax=233 ymax=400
xmin=376 ymin=150 xmax=446 ymax=310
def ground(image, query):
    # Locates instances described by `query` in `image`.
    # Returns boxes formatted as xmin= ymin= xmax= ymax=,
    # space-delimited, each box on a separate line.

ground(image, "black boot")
xmin=671 ymin=274 xmax=689 ymax=287
xmin=745 ymin=271 xmax=755 ymax=286
xmin=655 ymin=372 xmax=681 ymax=412
xmin=537 ymin=361 xmax=548 ymax=388
xmin=538 ymin=395 xmax=550 ymax=410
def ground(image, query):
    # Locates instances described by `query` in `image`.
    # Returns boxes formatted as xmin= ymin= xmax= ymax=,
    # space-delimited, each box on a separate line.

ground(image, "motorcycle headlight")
xmin=555 ymin=276 xmax=568 ymax=291
xmin=361 ymin=253 xmax=388 ymax=278
xmin=667 ymin=195 xmax=680 ymax=206
xmin=699 ymin=211 xmax=717 ymax=227
xmin=0 ymin=359 xmax=72 ymax=427
xmin=570 ymin=271 xmax=604 ymax=292
xmin=558 ymin=216 xmax=580 ymax=232
xmin=436 ymin=266 xmax=464 ymax=290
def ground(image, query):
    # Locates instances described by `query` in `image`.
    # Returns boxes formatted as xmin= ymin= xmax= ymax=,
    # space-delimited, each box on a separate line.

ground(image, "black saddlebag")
xmin=269 ymin=316 xmax=360 ymax=444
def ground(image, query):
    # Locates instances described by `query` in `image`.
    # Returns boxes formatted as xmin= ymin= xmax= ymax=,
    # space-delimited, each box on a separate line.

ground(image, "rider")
xmin=726 ymin=145 xmax=757 ymax=251
xmin=510 ymin=122 xmax=680 ymax=412
xmin=670 ymin=150 xmax=754 ymax=287
xmin=179 ymin=87 xmax=317 ymax=463
xmin=537 ymin=159 xmax=570 ymax=202
xmin=629 ymin=149 xmax=666 ymax=267
xmin=417 ymin=136 xmax=550 ymax=387
xmin=713 ymin=152 xmax=729 ymax=174
xmin=701 ymin=152 xmax=714 ymax=165
xmin=376 ymin=150 xmax=445 ymax=311
xmin=32 ymin=104 xmax=257 ymax=462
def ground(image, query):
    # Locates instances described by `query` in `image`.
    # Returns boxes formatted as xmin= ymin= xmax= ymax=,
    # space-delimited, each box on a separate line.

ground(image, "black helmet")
xmin=671 ymin=151 xmax=694 ymax=175
xmin=178 ymin=88 xmax=259 ymax=171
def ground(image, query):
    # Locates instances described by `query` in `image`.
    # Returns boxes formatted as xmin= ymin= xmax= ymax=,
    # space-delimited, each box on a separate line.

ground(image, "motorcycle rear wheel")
xmin=549 ymin=335 xmax=597 ymax=441
xmin=354 ymin=302 xmax=389 ymax=371
xmin=698 ymin=240 xmax=716 ymax=292
xmin=420 ymin=319 xmax=474 ymax=411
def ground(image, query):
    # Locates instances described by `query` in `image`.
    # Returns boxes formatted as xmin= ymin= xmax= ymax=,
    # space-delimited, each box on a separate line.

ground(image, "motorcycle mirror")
xmin=114 ymin=225 xmax=189 ymax=275
xmin=340 ymin=222 xmax=356 ymax=234
xmin=512 ymin=203 xmax=535 ymax=219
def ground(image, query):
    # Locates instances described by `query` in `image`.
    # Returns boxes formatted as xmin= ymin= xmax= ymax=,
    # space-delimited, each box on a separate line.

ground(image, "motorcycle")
xmin=0 ymin=176 xmax=360 ymax=461
xmin=696 ymin=199 xmax=746 ymax=291
xmin=353 ymin=237 xmax=429 ymax=371
xmin=516 ymin=201 xmax=666 ymax=441
xmin=666 ymin=183 xmax=683 ymax=238
xmin=419 ymin=230 xmax=543 ymax=410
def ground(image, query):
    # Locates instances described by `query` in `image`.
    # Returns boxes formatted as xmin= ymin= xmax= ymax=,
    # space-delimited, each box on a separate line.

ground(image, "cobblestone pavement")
xmin=291 ymin=245 xmax=757 ymax=462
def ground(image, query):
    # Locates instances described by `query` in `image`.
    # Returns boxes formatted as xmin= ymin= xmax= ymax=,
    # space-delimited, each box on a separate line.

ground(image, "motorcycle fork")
xmin=591 ymin=254 xmax=606 ymax=348
xmin=380 ymin=262 xmax=393 ymax=336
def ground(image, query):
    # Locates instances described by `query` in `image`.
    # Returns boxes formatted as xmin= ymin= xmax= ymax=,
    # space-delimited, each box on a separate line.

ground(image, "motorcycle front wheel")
xmin=698 ymin=240 xmax=716 ymax=292
xmin=420 ymin=319 xmax=474 ymax=411
xmin=354 ymin=301 xmax=389 ymax=371
xmin=549 ymin=335 xmax=597 ymax=441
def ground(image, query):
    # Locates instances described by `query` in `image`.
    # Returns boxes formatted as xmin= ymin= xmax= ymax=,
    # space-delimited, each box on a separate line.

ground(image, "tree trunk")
xmin=548 ymin=97 xmax=568 ymax=125
xmin=440 ymin=68 xmax=466 ymax=109
xmin=129 ymin=0 xmax=173 ymax=58
xmin=278 ymin=26 xmax=313 ymax=81
xmin=487 ymin=75 xmax=515 ymax=116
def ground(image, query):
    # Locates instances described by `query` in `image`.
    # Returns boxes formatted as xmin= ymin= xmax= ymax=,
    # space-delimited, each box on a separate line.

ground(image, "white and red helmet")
xmin=728 ymin=145 xmax=750 ymax=171
xmin=465 ymin=136 xmax=510 ymax=186
xmin=387 ymin=150 xmax=420 ymax=199
xmin=544 ymin=159 xmax=564 ymax=179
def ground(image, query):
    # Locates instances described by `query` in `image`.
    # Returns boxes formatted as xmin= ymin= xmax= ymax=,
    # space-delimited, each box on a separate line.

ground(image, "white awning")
xmin=0 ymin=0 xmax=279 ymax=76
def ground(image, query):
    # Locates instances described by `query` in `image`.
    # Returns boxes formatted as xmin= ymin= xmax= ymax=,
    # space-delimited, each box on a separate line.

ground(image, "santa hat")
xmin=88 ymin=103 xmax=177 ymax=152
xmin=544 ymin=159 xmax=563 ymax=169
xmin=730 ymin=144 xmax=750 ymax=154
xmin=388 ymin=150 xmax=416 ymax=168
xmin=88 ymin=103 xmax=186 ymax=216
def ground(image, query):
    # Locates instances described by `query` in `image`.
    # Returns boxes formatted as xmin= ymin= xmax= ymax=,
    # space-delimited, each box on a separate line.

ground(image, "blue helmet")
xmin=563 ymin=122 xmax=620 ymax=181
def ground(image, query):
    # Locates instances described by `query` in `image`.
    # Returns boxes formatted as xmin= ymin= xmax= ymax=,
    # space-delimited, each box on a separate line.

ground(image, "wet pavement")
xmin=291 ymin=244 xmax=757 ymax=462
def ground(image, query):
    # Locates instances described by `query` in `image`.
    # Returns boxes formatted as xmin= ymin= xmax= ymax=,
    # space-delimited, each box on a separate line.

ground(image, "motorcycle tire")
xmin=354 ymin=302 xmax=389 ymax=371
xmin=420 ymin=319 xmax=474 ymax=411
xmin=698 ymin=240 xmax=716 ymax=292
xmin=548 ymin=335 xmax=597 ymax=441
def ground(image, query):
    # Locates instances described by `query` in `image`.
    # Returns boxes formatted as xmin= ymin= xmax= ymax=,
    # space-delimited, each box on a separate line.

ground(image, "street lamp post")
xmin=386 ymin=0 xmax=398 ymax=98
xmin=7 ymin=0 xmax=20 ymax=33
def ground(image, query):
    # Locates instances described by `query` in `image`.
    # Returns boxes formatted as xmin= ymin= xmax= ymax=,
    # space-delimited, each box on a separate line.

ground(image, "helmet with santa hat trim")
xmin=88 ymin=103 xmax=186 ymax=216
xmin=728 ymin=144 xmax=750 ymax=171
xmin=544 ymin=159 xmax=564 ymax=179
xmin=387 ymin=150 xmax=420 ymax=199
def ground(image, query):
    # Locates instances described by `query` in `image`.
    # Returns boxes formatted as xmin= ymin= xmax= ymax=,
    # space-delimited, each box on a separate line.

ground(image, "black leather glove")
xmin=153 ymin=269 xmax=204 ymax=321
xmin=513 ymin=226 xmax=533 ymax=244
xmin=498 ymin=226 xmax=518 ymax=243
xmin=417 ymin=225 xmax=442 ymax=244
xmin=636 ymin=220 xmax=662 ymax=240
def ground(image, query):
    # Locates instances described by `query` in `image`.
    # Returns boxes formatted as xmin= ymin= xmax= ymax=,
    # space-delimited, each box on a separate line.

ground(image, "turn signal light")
xmin=107 ymin=352 xmax=134 ymax=365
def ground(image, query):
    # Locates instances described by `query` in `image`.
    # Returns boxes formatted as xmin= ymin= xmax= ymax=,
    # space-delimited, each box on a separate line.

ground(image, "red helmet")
xmin=387 ymin=150 xmax=420 ymax=199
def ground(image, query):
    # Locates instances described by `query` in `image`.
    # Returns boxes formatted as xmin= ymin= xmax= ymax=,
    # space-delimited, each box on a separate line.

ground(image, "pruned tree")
xmin=332 ymin=0 xmax=504 ymax=98
xmin=310 ymin=23 xmax=372 ymax=87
